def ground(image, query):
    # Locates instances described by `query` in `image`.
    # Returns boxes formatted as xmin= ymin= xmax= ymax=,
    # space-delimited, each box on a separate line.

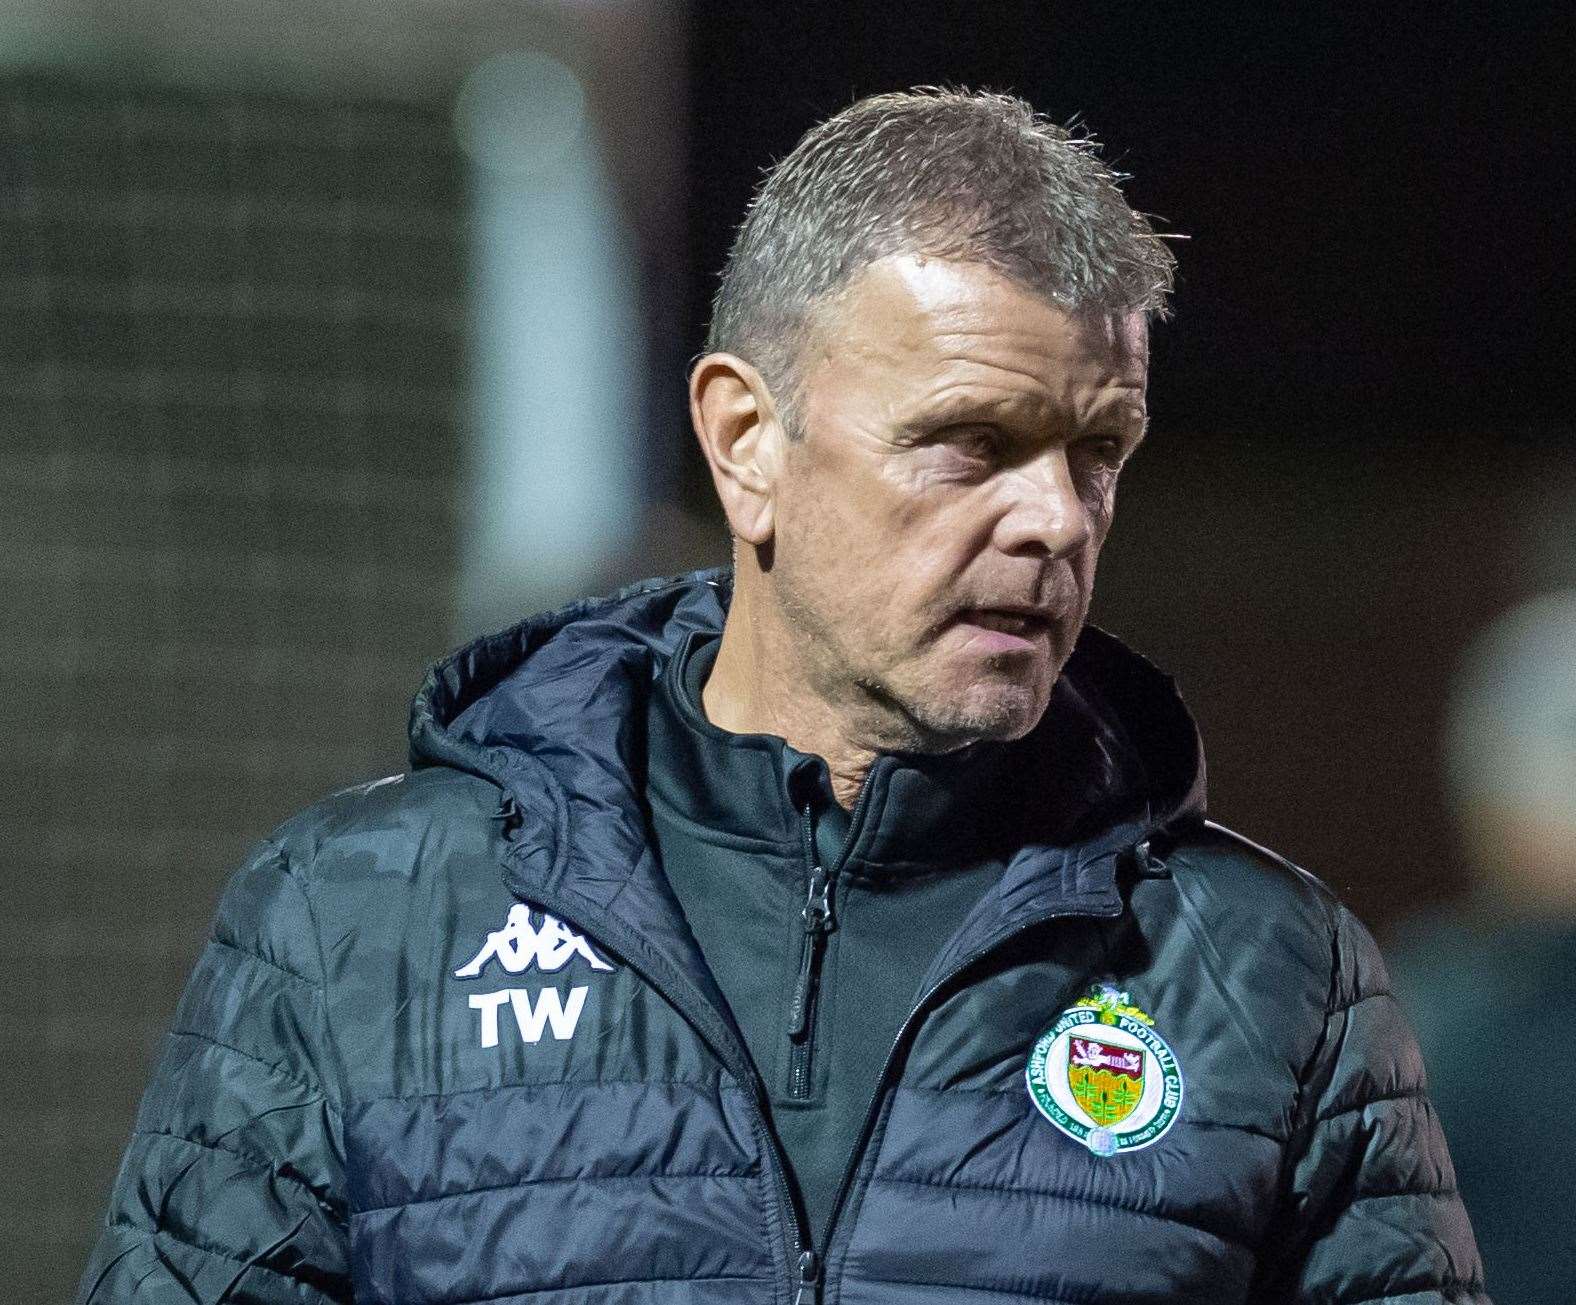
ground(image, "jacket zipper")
xmin=498 ymin=793 xmax=1127 ymax=1305
xmin=813 ymin=898 xmax=1125 ymax=1297
xmin=792 ymin=1248 xmax=821 ymax=1305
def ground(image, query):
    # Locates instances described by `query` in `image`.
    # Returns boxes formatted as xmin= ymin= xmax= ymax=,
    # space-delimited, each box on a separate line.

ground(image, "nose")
xmin=991 ymin=446 xmax=1094 ymax=558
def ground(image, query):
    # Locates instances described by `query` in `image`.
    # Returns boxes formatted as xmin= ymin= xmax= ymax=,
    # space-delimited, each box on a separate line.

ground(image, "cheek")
xmin=794 ymin=459 xmax=918 ymax=571
xmin=1078 ymin=468 xmax=1120 ymax=522
xmin=880 ymin=492 xmax=984 ymax=598
xmin=779 ymin=456 xmax=989 ymax=636
xmin=775 ymin=469 xmax=904 ymax=621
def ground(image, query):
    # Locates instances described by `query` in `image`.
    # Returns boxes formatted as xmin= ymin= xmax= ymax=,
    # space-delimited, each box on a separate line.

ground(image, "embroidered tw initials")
xmin=454 ymin=905 xmax=613 ymax=1048
xmin=465 ymin=987 xmax=588 ymax=1049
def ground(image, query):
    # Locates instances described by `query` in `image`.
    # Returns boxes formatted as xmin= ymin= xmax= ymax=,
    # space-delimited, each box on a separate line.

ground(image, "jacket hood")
xmin=409 ymin=568 xmax=1206 ymax=908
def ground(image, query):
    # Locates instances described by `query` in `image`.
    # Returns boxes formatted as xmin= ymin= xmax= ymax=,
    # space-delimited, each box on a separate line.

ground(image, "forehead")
xmin=805 ymin=253 xmax=1148 ymax=415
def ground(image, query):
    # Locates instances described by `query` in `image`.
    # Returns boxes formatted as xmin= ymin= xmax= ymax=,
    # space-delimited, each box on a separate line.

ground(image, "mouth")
xmin=954 ymin=606 xmax=1057 ymax=651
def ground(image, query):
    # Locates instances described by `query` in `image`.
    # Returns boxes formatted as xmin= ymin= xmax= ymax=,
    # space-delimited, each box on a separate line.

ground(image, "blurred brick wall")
xmin=0 ymin=76 xmax=463 ymax=1299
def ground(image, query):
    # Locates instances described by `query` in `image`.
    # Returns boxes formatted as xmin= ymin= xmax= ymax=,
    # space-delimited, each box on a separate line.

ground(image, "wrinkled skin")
xmin=691 ymin=253 xmax=1150 ymax=804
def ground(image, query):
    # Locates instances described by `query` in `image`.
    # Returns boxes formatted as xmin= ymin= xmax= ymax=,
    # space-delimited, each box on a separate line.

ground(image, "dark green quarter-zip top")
xmin=645 ymin=630 xmax=1103 ymax=1243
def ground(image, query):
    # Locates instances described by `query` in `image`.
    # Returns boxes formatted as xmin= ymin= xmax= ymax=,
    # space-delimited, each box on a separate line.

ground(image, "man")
xmin=79 ymin=87 xmax=1488 ymax=1303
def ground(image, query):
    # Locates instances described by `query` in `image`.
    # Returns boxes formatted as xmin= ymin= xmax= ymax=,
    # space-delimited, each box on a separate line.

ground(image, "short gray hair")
xmin=704 ymin=86 xmax=1177 ymax=435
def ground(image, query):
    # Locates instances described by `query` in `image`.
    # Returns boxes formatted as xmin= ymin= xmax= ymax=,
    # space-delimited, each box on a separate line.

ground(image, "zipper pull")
xmin=787 ymin=866 xmax=832 ymax=1038
xmin=803 ymin=864 xmax=834 ymax=932
xmin=793 ymin=1248 xmax=821 ymax=1305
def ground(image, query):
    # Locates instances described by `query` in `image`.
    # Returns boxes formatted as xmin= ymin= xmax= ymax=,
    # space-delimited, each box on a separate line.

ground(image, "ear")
xmin=688 ymin=352 xmax=790 ymax=546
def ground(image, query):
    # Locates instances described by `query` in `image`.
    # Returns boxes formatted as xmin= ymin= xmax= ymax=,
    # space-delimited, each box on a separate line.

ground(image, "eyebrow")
xmin=905 ymin=393 xmax=1148 ymax=439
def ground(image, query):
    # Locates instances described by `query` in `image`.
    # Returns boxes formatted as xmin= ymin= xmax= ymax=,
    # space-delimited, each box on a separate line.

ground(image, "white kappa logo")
xmin=454 ymin=905 xmax=614 ymax=1049
xmin=455 ymin=904 xmax=615 ymax=978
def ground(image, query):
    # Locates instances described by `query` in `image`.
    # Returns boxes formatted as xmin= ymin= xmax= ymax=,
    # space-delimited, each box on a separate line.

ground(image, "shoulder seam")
xmin=207 ymin=935 xmax=319 ymax=991
xmin=1326 ymin=903 xmax=1392 ymax=1018
xmin=284 ymin=839 xmax=347 ymax=1117
xmin=132 ymin=1129 xmax=345 ymax=1217
xmin=166 ymin=1027 xmax=338 ymax=1111
xmin=1168 ymin=825 xmax=1342 ymax=931
xmin=209 ymin=841 xmax=328 ymax=990
xmin=267 ymin=769 xmax=489 ymax=876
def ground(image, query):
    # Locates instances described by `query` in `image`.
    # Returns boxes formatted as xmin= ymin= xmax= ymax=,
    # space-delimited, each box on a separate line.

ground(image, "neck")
xmin=702 ymin=563 xmax=877 ymax=809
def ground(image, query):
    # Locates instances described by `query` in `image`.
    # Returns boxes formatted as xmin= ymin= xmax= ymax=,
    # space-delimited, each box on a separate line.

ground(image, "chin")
xmin=909 ymin=679 xmax=1050 ymax=747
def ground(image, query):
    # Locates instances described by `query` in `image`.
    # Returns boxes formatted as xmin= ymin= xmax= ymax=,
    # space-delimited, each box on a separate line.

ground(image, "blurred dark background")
xmin=2 ymin=1 xmax=1572 ymax=1297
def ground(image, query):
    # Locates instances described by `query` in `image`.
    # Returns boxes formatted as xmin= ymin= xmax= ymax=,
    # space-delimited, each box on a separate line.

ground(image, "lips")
xmin=958 ymin=605 xmax=1059 ymax=633
xmin=961 ymin=608 xmax=1056 ymax=637
xmin=950 ymin=607 xmax=1061 ymax=655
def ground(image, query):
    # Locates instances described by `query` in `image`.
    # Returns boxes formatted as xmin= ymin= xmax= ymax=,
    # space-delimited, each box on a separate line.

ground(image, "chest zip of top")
xmin=787 ymin=802 xmax=835 ymax=1099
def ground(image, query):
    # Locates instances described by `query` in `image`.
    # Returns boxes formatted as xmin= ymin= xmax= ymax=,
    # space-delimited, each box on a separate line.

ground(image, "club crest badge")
xmin=1025 ymin=984 xmax=1183 ymax=1156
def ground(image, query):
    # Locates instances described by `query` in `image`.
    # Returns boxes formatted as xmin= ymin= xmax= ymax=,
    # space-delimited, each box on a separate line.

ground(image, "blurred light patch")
xmin=454 ymin=50 xmax=585 ymax=177
xmin=455 ymin=49 xmax=646 ymax=639
xmin=1447 ymin=589 xmax=1576 ymax=820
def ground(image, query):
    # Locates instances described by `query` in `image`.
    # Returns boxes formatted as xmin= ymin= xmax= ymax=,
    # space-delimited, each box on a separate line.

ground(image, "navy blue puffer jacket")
xmin=78 ymin=569 xmax=1489 ymax=1304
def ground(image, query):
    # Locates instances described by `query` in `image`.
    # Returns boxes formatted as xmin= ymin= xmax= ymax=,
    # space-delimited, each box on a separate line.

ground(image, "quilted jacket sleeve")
xmin=1254 ymin=905 xmax=1491 ymax=1304
xmin=75 ymin=839 xmax=351 ymax=1303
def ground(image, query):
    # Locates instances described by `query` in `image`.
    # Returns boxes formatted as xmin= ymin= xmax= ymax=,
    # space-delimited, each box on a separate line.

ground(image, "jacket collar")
xmin=647 ymin=627 xmax=1100 ymax=878
xmin=409 ymin=568 xmax=1207 ymax=993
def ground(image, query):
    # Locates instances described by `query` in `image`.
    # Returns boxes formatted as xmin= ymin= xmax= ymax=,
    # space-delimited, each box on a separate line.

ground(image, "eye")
xmin=1076 ymin=434 xmax=1128 ymax=471
xmin=943 ymin=425 xmax=1003 ymax=463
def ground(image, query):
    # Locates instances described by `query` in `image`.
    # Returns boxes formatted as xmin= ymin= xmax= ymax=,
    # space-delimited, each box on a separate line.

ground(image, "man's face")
xmin=768 ymin=253 xmax=1149 ymax=750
